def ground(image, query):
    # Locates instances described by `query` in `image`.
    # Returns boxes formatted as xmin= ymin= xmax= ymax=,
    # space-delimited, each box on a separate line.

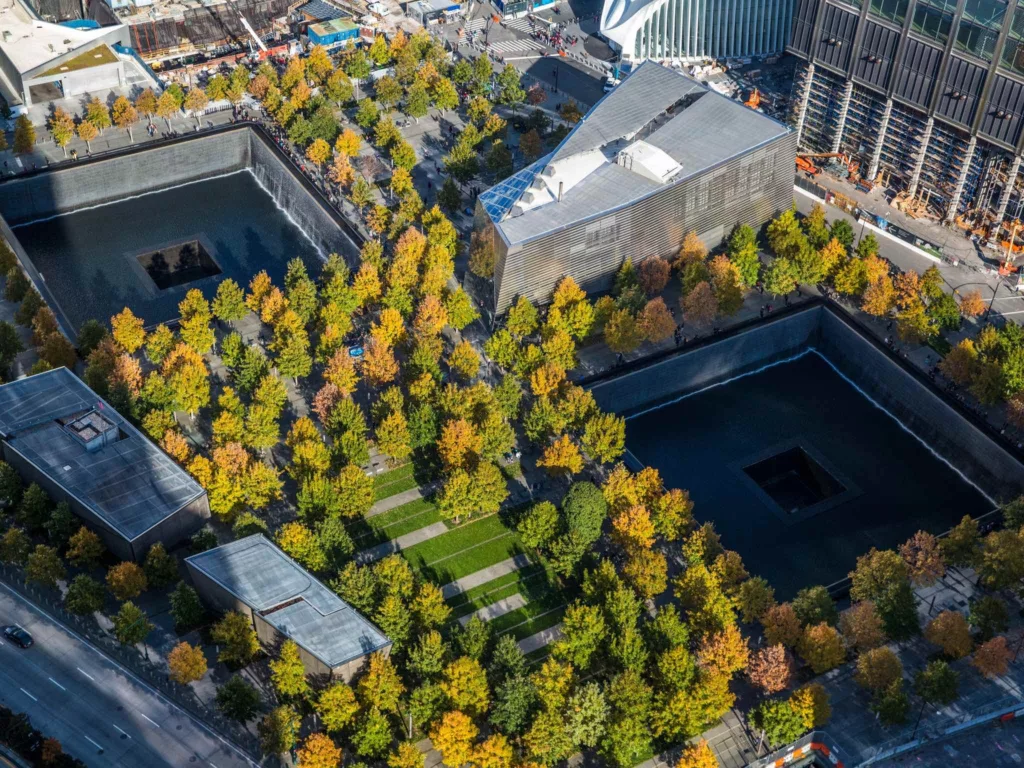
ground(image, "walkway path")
xmin=354 ymin=522 xmax=449 ymax=564
xmin=458 ymin=594 xmax=528 ymax=626
xmin=367 ymin=484 xmax=436 ymax=518
xmin=441 ymin=553 xmax=532 ymax=599
xmin=517 ymin=623 xmax=563 ymax=654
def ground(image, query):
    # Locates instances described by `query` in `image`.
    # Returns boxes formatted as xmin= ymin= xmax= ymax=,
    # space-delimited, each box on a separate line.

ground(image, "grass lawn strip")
xmin=351 ymin=498 xmax=441 ymax=546
xmin=498 ymin=605 xmax=567 ymax=642
xmin=372 ymin=464 xmax=417 ymax=501
xmin=524 ymin=647 xmax=551 ymax=668
xmin=488 ymin=591 xmax=568 ymax=634
xmin=449 ymin=566 xmax=554 ymax=618
xmin=406 ymin=534 xmax=526 ymax=584
xmin=401 ymin=515 xmax=510 ymax=567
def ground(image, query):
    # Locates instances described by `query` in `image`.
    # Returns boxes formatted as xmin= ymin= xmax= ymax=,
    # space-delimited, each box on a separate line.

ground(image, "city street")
xmin=0 ymin=582 xmax=254 ymax=768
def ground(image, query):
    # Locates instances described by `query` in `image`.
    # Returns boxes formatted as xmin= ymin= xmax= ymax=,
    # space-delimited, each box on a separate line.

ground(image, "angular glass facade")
xmin=601 ymin=0 xmax=796 ymax=62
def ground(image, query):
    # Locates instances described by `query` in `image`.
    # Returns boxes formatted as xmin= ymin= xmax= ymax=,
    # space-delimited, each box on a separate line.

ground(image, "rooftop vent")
xmin=60 ymin=409 xmax=121 ymax=453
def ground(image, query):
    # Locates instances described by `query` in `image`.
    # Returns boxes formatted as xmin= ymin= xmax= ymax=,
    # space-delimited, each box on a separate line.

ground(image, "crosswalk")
xmin=488 ymin=38 xmax=544 ymax=53
xmin=464 ymin=14 xmax=538 ymax=33
xmin=504 ymin=16 xmax=534 ymax=31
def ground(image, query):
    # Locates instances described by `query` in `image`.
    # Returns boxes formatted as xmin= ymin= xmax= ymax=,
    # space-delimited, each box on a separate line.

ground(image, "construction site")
xmin=785 ymin=0 xmax=1024 ymax=268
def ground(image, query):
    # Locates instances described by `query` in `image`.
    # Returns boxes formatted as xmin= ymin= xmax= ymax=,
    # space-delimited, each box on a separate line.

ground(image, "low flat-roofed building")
xmin=474 ymin=60 xmax=796 ymax=313
xmin=0 ymin=0 xmax=130 ymax=108
xmin=0 ymin=368 xmax=209 ymax=561
xmin=306 ymin=16 xmax=359 ymax=49
xmin=186 ymin=535 xmax=391 ymax=679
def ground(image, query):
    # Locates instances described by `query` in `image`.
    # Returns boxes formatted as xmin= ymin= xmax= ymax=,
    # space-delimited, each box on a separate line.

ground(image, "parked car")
xmin=4 ymin=626 xmax=33 ymax=648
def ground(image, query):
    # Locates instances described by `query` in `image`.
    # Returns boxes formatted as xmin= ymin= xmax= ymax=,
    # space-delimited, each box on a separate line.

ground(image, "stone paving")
xmin=367 ymin=484 xmax=437 ymax=518
xmin=517 ymin=623 xmax=563 ymax=653
xmin=354 ymin=522 xmax=450 ymax=564
xmin=457 ymin=594 xmax=527 ymax=626
xmin=440 ymin=553 xmax=532 ymax=599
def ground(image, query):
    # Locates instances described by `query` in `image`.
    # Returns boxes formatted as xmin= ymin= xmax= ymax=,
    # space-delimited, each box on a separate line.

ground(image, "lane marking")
xmin=76 ymin=667 xmax=95 ymax=681
xmin=0 ymin=582 xmax=260 ymax=767
xmin=140 ymin=713 xmax=161 ymax=728
xmin=84 ymin=736 xmax=103 ymax=750
xmin=48 ymin=677 xmax=65 ymax=691
xmin=112 ymin=724 xmax=131 ymax=739
xmin=19 ymin=687 xmax=36 ymax=701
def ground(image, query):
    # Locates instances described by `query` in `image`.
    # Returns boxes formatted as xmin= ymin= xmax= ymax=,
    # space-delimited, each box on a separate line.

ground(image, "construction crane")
xmin=223 ymin=0 xmax=268 ymax=53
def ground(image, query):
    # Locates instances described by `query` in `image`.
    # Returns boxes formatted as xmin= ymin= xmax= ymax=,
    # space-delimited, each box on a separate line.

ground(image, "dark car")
xmin=3 ymin=626 xmax=32 ymax=648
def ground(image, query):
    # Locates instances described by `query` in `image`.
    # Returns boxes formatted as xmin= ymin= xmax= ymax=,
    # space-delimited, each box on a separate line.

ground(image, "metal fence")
xmin=0 ymin=563 xmax=262 ymax=759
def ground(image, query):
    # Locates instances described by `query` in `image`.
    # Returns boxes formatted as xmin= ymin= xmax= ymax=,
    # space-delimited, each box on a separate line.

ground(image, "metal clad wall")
xmin=854 ymin=20 xmax=899 ymax=90
xmin=936 ymin=56 xmax=987 ymax=126
xmin=492 ymin=132 xmax=797 ymax=312
xmin=790 ymin=0 xmax=818 ymax=54
xmin=980 ymin=74 xmax=1024 ymax=145
xmin=814 ymin=4 xmax=858 ymax=71
xmin=893 ymin=37 xmax=944 ymax=108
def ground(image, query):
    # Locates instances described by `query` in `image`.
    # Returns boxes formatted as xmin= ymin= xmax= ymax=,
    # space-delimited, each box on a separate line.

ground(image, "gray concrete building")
xmin=185 ymin=535 xmax=392 ymax=680
xmin=0 ymin=0 xmax=130 ymax=110
xmin=0 ymin=367 xmax=210 ymax=561
xmin=474 ymin=60 xmax=797 ymax=314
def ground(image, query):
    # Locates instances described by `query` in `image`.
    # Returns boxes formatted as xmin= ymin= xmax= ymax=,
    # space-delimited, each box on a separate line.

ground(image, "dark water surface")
xmin=625 ymin=351 xmax=991 ymax=597
xmin=13 ymin=170 xmax=323 ymax=330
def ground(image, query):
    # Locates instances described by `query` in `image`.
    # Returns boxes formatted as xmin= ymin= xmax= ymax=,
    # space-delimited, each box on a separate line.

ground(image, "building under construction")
xmin=116 ymin=0 xmax=294 ymax=60
xmin=787 ymin=0 xmax=1024 ymax=241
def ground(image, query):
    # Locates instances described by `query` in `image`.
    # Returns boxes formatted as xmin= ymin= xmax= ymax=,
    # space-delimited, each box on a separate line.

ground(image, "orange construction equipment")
xmin=796 ymin=156 xmax=819 ymax=175
xmin=744 ymin=88 xmax=761 ymax=109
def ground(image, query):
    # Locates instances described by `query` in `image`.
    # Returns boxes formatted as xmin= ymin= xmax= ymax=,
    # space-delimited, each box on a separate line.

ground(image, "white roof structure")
xmin=0 ymin=0 xmax=122 ymax=74
xmin=481 ymin=61 xmax=789 ymax=246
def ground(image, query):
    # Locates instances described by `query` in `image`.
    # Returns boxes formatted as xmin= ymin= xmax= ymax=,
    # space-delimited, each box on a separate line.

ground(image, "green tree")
xmin=13 ymin=115 xmax=35 ymax=154
xmin=748 ymin=699 xmax=806 ymax=748
xmin=517 ymin=500 xmax=559 ymax=550
xmin=871 ymin=679 xmax=910 ymax=726
xmin=270 ymin=639 xmax=310 ymax=699
xmin=64 ymin=574 xmax=105 ymax=615
xmin=169 ymin=581 xmax=206 ymax=630
xmin=143 ymin=542 xmax=178 ymax=588
xmin=318 ymin=682 xmax=359 ymax=733
xmin=26 ymin=545 xmax=65 ymax=588
xmin=216 ymin=674 xmax=262 ymax=722
xmin=213 ymin=279 xmax=248 ymax=322
xmin=113 ymin=601 xmax=153 ymax=647
xmin=259 ymin=705 xmax=299 ymax=754
xmin=0 ymin=527 xmax=30 ymax=565
xmin=764 ymin=256 xmax=799 ymax=296
xmin=915 ymin=660 xmax=959 ymax=706
xmin=553 ymin=602 xmax=606 ymax=669
xmin=211 ymin=611 xmax=260 ymax=666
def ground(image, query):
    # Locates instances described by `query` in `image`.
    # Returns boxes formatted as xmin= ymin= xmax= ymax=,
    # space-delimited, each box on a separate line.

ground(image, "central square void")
xmin=624 ymin=351 xmax=991 ymax=597
xmin=743 ymin=446 xmax=846 ymax=513
xmin=9 ymin=170 xmax=323 ymax=330
xmin=137 ymin=238 xmax=221 ymax=290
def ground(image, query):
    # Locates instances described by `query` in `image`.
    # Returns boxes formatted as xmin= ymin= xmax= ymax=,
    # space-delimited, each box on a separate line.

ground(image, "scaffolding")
xmin=877 ymin=100 xmax=928 ymax=193
xmin=839 ymin=83 xmax=887 ymax=177
xmin=799 ymin=65 xmax=847 ymax=154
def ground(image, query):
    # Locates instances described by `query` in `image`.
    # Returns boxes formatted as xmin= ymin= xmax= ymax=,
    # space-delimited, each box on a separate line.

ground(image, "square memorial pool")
xmin=624 ymin=350 xmax=992 ymax=598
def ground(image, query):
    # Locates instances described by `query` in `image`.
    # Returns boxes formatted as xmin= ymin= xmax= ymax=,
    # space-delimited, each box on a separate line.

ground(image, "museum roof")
xmin=0 ymin=0 xmax=123 ymax=75
xmin=0 ymin=368 xmax=206 ymax=542
xmin=480 ymin=60 xmax=790 ymax=246
xmin=186 ymin=535 xmax=391 ymax=667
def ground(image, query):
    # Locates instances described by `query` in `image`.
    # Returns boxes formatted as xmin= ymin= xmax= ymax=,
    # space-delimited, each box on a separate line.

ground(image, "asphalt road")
xmin=0 ymin=583 xmax=255 ymax=768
